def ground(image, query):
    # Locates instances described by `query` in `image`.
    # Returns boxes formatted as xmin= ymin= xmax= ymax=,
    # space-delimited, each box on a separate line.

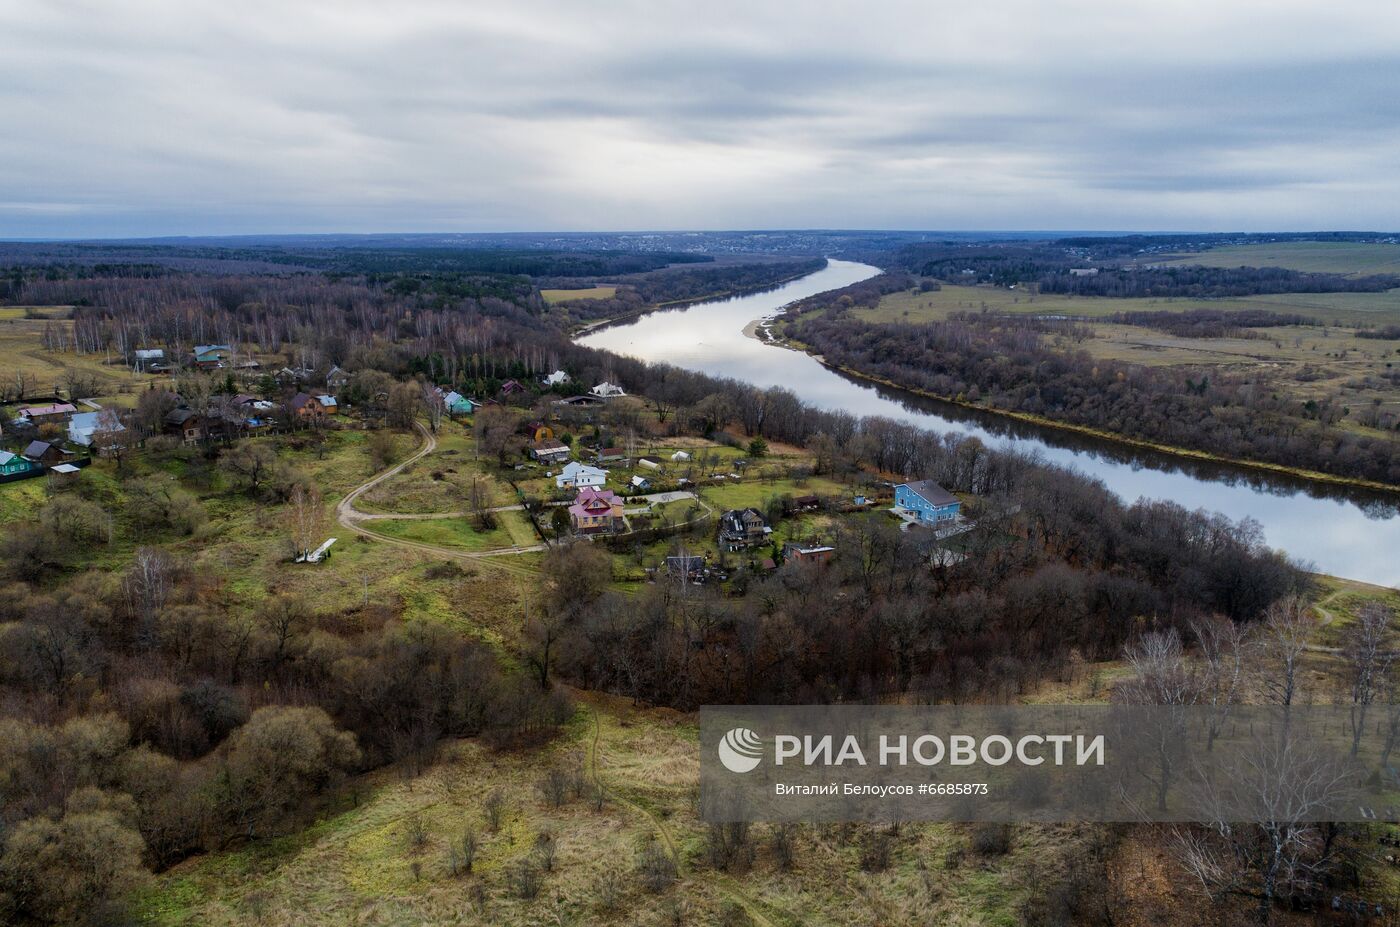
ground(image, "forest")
xmin=784 ymin=277 xmax=1400 ymax=485
xmin=0 ymin=246 xmax=1380 ymax=924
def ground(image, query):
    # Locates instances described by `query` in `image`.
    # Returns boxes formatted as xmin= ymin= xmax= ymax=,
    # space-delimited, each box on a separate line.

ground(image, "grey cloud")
xmin=2 ymin=0 xmax=1399 ymax=236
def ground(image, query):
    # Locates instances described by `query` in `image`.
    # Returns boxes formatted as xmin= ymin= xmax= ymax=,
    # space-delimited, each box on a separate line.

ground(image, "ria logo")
xmin=718 ymin=727 xmax=764 ymax=773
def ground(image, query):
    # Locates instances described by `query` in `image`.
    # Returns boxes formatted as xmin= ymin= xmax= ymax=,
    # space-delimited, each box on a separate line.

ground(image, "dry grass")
xmin=541 ymin=286 xmax=619 ymax=305
xmin=1157 ymin=241 xmax=1400 ymax=277
xmin=0 ymin=314 xmax=158 ymax=400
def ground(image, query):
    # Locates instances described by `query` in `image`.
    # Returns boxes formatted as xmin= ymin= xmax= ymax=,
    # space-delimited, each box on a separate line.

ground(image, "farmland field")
xmin=540 ymin=285 xmax=619 ymax=304
xmin=1157 ymin=240 xmax=1400 ymax=276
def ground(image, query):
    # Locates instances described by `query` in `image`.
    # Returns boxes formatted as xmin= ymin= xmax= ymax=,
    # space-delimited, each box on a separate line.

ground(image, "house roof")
xmin=193 ymin=344 xmax=231 ymax=355
xmin=21 ymin=403 xmax=77 ymax=417
xmin=533 ymin=440 xmax=569 ymax=452
xmin=23 ymin=440 xmax=53 ymax=459
xmin=666 ymin=555 xmax=705 ymax=570
xmin=134 ymin=348 xmax=164 ymax=359
xmin=630 ymin=475 xmax=650 ymax=487
xmin=166 ymin=408 xmax=201 ymax=426
xmin=900 ymin=480 xmax=958 ymax=507
xmin=0 ymin=450 xmax=17 ymax=465
xmin=559 ymin=461 xmax=605 ymax=479
xmin=316 ymin=395 xmax=338 ymax=408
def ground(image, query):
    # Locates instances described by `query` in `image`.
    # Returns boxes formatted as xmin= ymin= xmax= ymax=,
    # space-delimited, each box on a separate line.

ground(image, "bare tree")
xmin=421 ymin=382 xmax=445 ymax=433
xmin=1117 ymin=630 xmax=1198 ymax=811
xmin=1344 ymin=602 xmax=1394 ymax=757
xmin=288 ymin=484 xmax=324 ymax=560
xmin=1258 ymin=596 xmax=1312 ymax=716
xmin=1191 ymin=615 xmax=1249 ymax=750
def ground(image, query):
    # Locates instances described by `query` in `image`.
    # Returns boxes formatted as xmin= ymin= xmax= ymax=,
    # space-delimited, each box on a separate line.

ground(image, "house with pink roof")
xmin=569 ymin=487 xmax=624 ymax=534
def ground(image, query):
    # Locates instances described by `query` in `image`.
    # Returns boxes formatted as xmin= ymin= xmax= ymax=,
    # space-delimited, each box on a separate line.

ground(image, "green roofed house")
xmin=0 ymin=450 xmax=37 ymax=477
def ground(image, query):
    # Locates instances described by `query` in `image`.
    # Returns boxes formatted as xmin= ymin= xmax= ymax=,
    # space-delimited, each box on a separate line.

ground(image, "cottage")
xmin=0 ymin=450 xmax=37 ymax=477
xmin=670 ymin=450 xmax=691 ymax=462
xmin=442 ymin=391 xmax=476 ymax=415
xmin=589 ymin=381 xmax=626 ymax=399
xmin=718 ymin=508 xmax=769 ymax=550
xmin=569 ymin=487 xmax=624 ymax=533
xmin=19 ymin=402 xmax=77 ymax=425
xmin=555 ymin=461 xmax=607 ymax=490
xmin=553 ymin=394 xmax=602 ymax=407
xmin=326 ymin=365 xmax=351 ymax=390
xmin=193 ymin=344 xmax=232 ymax=369
xmin=630 ymin=475 xmax=652 ymax=491
xmin=499 ymin=379 xmax=527 ymax=396
xmin=894 ymin=480 xmax=961 ymax=524
xmin=530 ymin=440 xmax=572 ymax=464
xmin=165 ymin=408 xmax=205 ymax=444
xmin=22 ymin=440 xmax=66 ymax=467
xmin=543 ymin=370 xmax=570 ymax=387
xmin=68 ymin=410 xmax=125 ymax=448
xmin=595 ymin=447 xmax=627 ymax=465
xmin=793 ymin=494 xmax=820 ymax=512
xmin=291 ymin=393 xmax=336 ymax=418
xmin=275 ymin=366 xmax=314 ymax=385
xmin=133 ymin=348 xmax=165 ymax=371
xmin=522 ymin=421 xmax=554 ymax=443
xmin=783 ymin=542 xmax=835 ymax=565
xmin=665 ymin=554 xmax=706 ymax=581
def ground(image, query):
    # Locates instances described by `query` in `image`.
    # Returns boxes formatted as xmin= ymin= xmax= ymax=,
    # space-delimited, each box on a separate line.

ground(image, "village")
xmin=1 ymin=340 xmax=979 ymax=594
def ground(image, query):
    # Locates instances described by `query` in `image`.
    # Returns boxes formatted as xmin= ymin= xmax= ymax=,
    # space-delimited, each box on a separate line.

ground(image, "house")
xmin=499 ymin=379 xmax=526 ymax=396
xmin=637 ymin=456 xmax=662 ymax=471
xmin=291 ymin=393 xmax=336 ymax=418
xmin=530 ymin=440 xmax=572 ymax=464
xmin=19 ymin=403 xmax=77 ymax=425
xmin=133 ymin=348 xmax=165 ymax=371
xmin=670 ymin=450 xmax=691 ymax=462
xmin=0 ymin=450 xmax=38 ymax=477
xmin=22 ymin=440 xmax=66 ymax=467
xmin=783 ymin=542 xmax=835 ymax=565
xmin=522 ymin=420 xmax=554 ymax=443
xmin=718 ymin=508 xmax=769 ymax=550
xmin=68 ymin=411 xmax=125 ymax=448
xmin=793 ymin=494 xmax=820 ymax=512
xmin=554 ymin=394 xmax=602 ymax=407
xmin=555 ymin=461 xmax=607 ymax=490
xmin=894 ymin=480 xmax=961 ymax=524
xmin=630 ymin=475 xmax=652 ymax=491
xmin=165 ymin=408 xmax=205 ymax=444
xmin=569 ymin=487 xmax=624 ymax=533
xmin=326 ymin=365 xmax=351 ymax=390
xmin=543 ymin=370 xmax=570 ymax=387
xmin=442 ymin=391 xmax=476 ymax=415
xmin=275 ymin=366 xmax=314 ymax=385
xmin=595 ymin=447 xmax=627 ymax=465
xmin=665 ymin=554 xmax=706 ymax=581
xmin=193 ymin=344 xmax=232 ymax=369
xmin=590 ymin=381 xmax=626 ymax=399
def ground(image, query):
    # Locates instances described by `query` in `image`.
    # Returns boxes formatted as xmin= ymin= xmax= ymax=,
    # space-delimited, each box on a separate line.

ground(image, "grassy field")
xmin=1158 ymin=241 xmax=1400 ymax=277
xmin=855 ymin=283 xmax=1400 ymax=327
xmin=133 ymin=693 xmax=1083 ymax=927
xmin=0 ymin=312 xmax=159 ymax=400
xmin=541 ymin=285 xmax=619 ymax=305
xmin=851 ymin=284 xmax=1400 ymax=436
xmin=368 ymin=509 xmax=538 ymax=551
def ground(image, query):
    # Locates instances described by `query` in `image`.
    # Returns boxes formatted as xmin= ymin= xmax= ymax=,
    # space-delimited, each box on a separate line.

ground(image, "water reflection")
xmin=578 ymin=260 xmax=1400 ymax=585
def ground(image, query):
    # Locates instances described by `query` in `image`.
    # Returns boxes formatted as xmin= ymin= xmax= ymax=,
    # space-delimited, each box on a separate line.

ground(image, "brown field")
xmin=541 ymin=286 xmax=619 ymax=305
xmin=855 ymin=285 xmax=1400 ymax=436
xmin=1157 ymin=241 xmax=1400 ymax=277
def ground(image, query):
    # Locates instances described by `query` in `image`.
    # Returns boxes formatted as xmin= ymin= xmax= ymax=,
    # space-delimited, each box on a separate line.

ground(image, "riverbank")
xmin=753 ymin=319 xmax=1400 ymax=496
xmin=569 ymin=260 xmax=828 ymax=337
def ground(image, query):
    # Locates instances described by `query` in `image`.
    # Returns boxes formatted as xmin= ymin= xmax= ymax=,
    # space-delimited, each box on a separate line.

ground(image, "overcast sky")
xmin=2 ymin=0 xmax=1398 ymax=238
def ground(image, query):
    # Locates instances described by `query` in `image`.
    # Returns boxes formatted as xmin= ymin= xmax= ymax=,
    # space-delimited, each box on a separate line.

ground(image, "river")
xmin=578 ymin=259 xmax=1400 ymax=586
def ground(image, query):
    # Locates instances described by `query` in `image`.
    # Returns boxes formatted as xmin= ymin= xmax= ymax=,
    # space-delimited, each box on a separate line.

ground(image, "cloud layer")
xmin=3 ymin=0 xmax=1398 ymax=236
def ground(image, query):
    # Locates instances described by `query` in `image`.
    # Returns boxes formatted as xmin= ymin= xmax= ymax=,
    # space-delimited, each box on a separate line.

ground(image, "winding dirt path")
xmin=335 ymin=422 xmax=546 ymax=568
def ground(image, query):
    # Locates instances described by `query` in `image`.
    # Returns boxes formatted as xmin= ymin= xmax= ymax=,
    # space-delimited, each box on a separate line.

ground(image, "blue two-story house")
xmin=894 ymin=480 xmax=961 ymax=524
